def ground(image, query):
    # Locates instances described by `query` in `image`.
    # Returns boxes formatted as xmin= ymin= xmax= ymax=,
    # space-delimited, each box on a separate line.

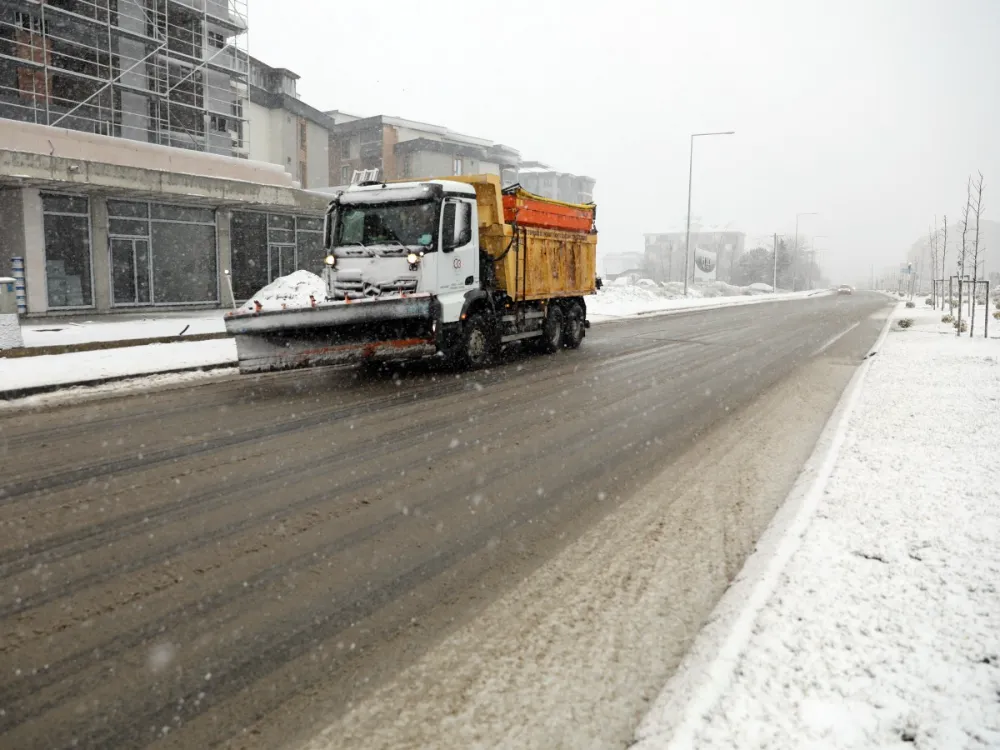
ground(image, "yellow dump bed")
xmin=445 ymin=174 xmax=597 ymax=302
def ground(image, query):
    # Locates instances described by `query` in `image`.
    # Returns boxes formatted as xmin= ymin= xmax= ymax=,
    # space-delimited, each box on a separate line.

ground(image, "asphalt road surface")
xmin=0 ymin=292 xmax=891 ymax=750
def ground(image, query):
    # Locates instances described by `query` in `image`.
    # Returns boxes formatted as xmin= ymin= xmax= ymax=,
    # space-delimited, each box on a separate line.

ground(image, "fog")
xmin=251 ymin=0 xmax=998 ymax=285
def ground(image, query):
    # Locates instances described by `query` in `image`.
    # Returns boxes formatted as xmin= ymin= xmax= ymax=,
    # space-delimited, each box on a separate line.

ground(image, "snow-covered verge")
xmin=21 ymin=311 xmax=226 ymax=348
xmin=0 ymin=338 xmax=236 ymax=396
xmin=589 ymin=283 xmax=831 ymax=322
xmin=636 ymin=302 xmax=1000 ymax=750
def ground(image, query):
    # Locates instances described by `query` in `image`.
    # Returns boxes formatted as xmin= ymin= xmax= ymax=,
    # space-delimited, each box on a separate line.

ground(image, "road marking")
xmin=812 ymin=321 xmax=860 ymax=357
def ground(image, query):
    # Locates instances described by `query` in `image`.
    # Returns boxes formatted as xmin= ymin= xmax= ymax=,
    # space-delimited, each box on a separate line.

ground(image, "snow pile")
xmin=589 ymin=283 xmax=825 ymax=321
xmin=21 ymin=312 xmax=225 ymax=347
xmin=238 ymin=270 xmax=326 ymax=313
xmin=0 ymin=338 xmax=237 ymax=395
xmin=638 ymin=302 xmax=1000 ymax=749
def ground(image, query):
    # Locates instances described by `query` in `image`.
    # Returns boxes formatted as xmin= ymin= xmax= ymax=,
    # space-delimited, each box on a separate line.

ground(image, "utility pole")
xmin=772 ymin=232 xmax=779 ymax=292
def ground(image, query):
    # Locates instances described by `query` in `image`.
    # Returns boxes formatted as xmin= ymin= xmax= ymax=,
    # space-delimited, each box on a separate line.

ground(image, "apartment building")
xmin=0 ymin=0 xmax=250 ymax=156
xmin=246 ymin=56 xmax=334 ymax=188
xmin=327 ymin=114 xmax=521 ymax=186
xmin=516 ymin=161 xmax=595 ymax=205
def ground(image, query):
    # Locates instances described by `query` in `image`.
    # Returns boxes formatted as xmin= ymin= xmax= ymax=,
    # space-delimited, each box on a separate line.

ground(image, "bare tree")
xmin=956 ymin=179 xmax=971 ymax=332
xmin=968 ymin=172 xmax=985 ymax=336
xmin=958 ymin=177 xmax=971 ymax=280
xmin=928 ymin=225 xmax=939 ymax=307
xmin=940 ymin=215 xmax=949 ymax=311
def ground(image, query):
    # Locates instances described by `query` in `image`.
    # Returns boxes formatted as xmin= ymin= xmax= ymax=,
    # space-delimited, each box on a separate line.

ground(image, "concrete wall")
xmin=305 ymin=121 xmax=330 ymax=188
xmin=0 ymin=188 xmax=25 ymax=278
xmin=248 ymin=101 xmax=274 ymax=164
xmin=22 ymin=189 xmax=45 ymax=314
xmin=1 ymin=119 xmax=294 ymax=188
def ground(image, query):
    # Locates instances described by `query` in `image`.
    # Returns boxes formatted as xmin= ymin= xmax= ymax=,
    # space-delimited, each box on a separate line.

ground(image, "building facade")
xmin=0 ymin=0 xmax=250 ymax=157
xmin=516 ymin=161 xmax=595 ymax=205
xmin=327 ymin=115 xmax=521 ymax=186
xmin=0 ymin=118 xmax=326 ymax=316
xmin=643 ymin=230 xmax=745 ymax=284
xmin=246 ymin=56 xmax=333 ymax=188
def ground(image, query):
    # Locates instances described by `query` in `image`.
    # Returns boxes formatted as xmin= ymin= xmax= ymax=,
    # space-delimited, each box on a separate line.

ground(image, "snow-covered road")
xmin=637 ymin=301 xmax=1000 ymax=749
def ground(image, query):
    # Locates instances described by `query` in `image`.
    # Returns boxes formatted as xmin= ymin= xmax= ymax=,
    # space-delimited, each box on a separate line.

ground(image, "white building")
xmin=516 ymin=161 xmax=595 ymax=205
xmin=246 ymin=57 xmax=334 ymax=189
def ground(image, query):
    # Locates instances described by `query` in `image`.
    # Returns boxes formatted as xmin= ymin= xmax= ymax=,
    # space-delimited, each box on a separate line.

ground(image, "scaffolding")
xmin=0 ymin=0 xmax=249 ymax=157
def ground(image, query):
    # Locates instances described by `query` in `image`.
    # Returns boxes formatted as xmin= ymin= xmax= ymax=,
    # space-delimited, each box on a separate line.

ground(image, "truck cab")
xmin=323 ymin=180 xmax=480 ymax=328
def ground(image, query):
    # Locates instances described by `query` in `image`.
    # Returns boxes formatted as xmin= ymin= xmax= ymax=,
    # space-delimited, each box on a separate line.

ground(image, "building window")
xmin=211 ymin=115 xmax=228 ymax=133
xmin=340 ymin=138 xmax=350 ymax=158
xmin=299 ymin=161 xmax=308 ymax=186
xmin=453 ymin=157 xmax=463 ymax=176
xmin=42 ymin=193 xmax=92 ymax=308
xmin=299 ymin=121 xmax=307 ymax=147
xmin=341 ymin=165 xmax=350 ymax=184
xmin=107 ymin=200 xmax=217 ymax=305
xmin=230 ymin=212 xmax=325 ymax=298
xmin=208 ymin=31 xmax=226 ymax=49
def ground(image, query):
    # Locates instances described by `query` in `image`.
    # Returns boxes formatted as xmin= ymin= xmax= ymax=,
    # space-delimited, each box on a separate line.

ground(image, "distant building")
xmin=602 ymin=252 xmax=645 ymax=280
xmin=516 ymin=161 xmax=595 ymax=205
xmin=246 ymin=56 xmax=334 ymax=188
xmin=643 ymin=229 xmax=745 ymax=284
xmin=326 ymin=115 xmax=521 ymax=186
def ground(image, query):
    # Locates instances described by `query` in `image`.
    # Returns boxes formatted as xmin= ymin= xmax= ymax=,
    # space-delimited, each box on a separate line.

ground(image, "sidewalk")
xmin=636 ymin=301 xmax=1000 ymax=749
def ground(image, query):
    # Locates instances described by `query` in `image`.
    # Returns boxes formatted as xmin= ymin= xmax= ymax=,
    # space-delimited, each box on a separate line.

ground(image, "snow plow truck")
xmin=224 ymin=174 xmax=599 ymax=372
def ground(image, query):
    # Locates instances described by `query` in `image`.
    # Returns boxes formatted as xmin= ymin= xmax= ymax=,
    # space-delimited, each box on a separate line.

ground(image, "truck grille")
xmin=329 ymin=278 xmax=419 ymax=300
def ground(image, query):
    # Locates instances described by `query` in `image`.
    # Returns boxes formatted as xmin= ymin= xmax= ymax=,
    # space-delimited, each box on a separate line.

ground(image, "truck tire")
xmin=538 ymin=305 xmax=564 ymax=354
xmin=563 ymin=302 xmax=585 ymax=349
xmin=459 ymin=313 xmax=492 ymax=369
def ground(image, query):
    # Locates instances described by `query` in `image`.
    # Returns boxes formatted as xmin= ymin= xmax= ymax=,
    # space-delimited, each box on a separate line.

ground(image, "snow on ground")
xmin=21 ymin=311 xmax=226 ymax=348
xmin=0 ymin=338 xmax=236 ymax=394
xmin=637 ymin=301 xmax=1000 ymax=750
xmin=589 ymin=282 xmax=830 ymax=322
xmin=236 ymin=270 xmax=326 ymax=314
xmin=0 ymin=367 xmax=237 ymax=411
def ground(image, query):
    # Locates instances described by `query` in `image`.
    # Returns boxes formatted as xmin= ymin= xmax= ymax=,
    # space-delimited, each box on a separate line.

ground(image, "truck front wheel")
xmin=459 ymin=313 xmax=492 ymax=369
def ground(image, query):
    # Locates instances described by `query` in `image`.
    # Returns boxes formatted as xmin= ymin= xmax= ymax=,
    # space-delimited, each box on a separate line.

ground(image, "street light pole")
xmin=808 ymin=235 xmax=828 ymax=289
xmin=683 ymin=130 xmax=735 ymax=296
xmin=793 ymin=212 xmax=818 ymax=291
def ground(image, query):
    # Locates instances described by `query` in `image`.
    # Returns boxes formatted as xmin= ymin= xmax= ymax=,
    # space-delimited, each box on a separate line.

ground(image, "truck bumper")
xmin=224 ymin=295 xmax=438 ymax=374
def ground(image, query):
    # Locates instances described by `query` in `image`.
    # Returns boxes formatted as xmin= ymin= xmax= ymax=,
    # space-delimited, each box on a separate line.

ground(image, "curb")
xmin=632 ymin=302 xmax=896 ymax=749
xmin=0 ymin=362 xmax=236 ymax=401
xmin=1 ymin=331 xmax=231 ymax=358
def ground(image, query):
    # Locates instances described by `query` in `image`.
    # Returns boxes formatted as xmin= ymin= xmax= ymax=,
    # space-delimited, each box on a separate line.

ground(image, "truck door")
xmin=438 ymin=198 xmax=478 ymax=316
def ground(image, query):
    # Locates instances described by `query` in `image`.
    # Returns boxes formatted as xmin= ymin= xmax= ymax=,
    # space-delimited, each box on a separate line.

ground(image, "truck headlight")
xmin=406 ymin=252 xmax=420 ymax=266
xmin=324 ymin=254 xmax=336 ymax=266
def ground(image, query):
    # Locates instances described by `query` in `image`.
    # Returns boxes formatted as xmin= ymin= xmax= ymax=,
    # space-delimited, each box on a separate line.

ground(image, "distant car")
xmin=837 ymin=285 xmax=853 ymax=295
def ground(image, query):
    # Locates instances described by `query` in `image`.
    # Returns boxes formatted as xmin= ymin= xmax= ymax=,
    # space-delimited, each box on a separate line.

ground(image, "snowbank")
xmin=636 ymin=302 xmax=1000 ymax=749
xmin=21 ymin=312 xmax=226 ymax=348
xmin=239 ymin=270 xmax=326 ymax=313
xmin=0 ymin=338 xmax=237 ymax=395
xmin=589 ymin=283 xmax=827 ymax=321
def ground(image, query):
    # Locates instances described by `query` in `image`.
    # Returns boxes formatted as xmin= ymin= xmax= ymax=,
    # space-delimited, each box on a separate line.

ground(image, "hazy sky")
xmin=251 ymin=0 xmax=998 ymax=284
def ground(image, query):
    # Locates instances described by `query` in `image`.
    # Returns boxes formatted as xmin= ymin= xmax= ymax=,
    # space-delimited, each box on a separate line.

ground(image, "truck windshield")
xmin=334 ymin=200 xmax=438 ymax=249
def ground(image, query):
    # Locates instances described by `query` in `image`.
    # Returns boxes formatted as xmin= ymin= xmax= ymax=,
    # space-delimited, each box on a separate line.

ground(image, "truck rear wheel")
xmin=459 ymin=313 xmax=492 ymax=369
xmin=538 ymin=305 xmax=564 ymax=354
xmin=563 ymin=302 xmax=585 ymax=349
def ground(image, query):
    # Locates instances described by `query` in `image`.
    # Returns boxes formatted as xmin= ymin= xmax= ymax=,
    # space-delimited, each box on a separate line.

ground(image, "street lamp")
xmin=793 ymin=212 xmax=818 ymax=291
xmin=807 ymin=235 xmax=828 ymax=289
xmin=684 ymin=130 xmax=735 ymax=296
